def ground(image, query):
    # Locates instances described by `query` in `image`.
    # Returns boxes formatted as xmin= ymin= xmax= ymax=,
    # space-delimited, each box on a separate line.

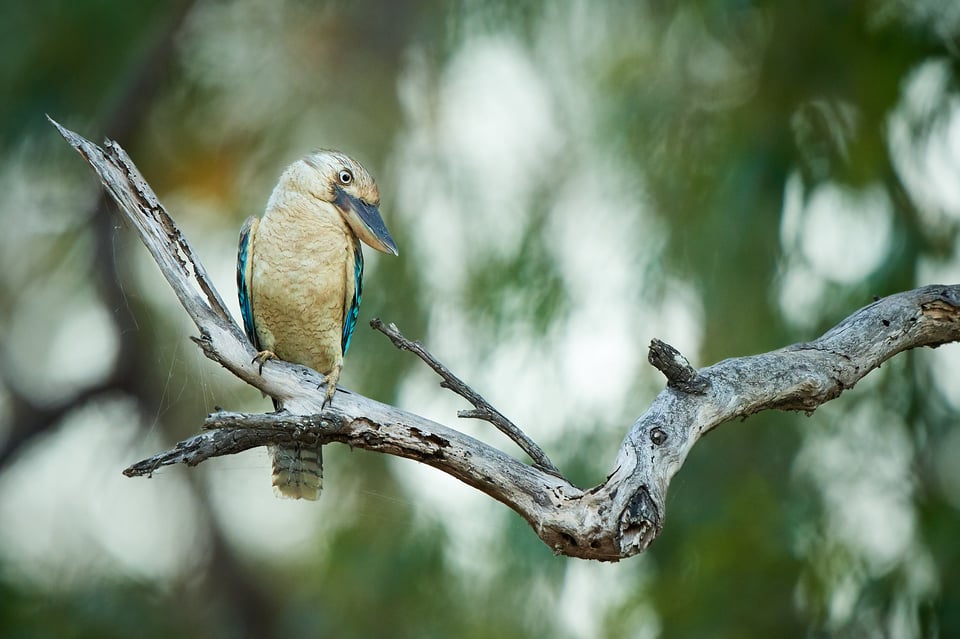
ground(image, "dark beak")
xmin=334 ymin=186 xmax=399 ymax=256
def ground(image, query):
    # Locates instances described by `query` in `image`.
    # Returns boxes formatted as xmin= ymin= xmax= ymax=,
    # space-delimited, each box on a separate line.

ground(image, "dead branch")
xmin=52 ymin=118 xmax=960 ymax=561
xmin=370 ymin=317 xmax=560 ymax=475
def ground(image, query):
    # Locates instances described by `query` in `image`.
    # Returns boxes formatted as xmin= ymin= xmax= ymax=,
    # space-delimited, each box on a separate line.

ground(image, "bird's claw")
xmin=252 ymin=350 xmax=278 ymax=375
xmin=319 ymin=379 xmax=336 ymax=409
xmin=318 ymin=360 xmax=341 ymax=410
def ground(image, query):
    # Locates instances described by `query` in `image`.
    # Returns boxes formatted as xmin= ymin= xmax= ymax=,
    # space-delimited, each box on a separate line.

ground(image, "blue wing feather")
xmin=342 ymin=244 xmax=363 ymax=355
xmin=237 ymin=217 xmax=260 ymax=350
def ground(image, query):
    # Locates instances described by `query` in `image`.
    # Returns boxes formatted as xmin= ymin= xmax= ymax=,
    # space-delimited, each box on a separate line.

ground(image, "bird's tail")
xmin=270 ymin=444 xmax=323 ymax=500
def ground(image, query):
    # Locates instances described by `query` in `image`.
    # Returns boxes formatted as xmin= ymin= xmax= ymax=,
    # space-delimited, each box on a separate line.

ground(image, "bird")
xmin=237 ymin=150 xmax=398 ymax=500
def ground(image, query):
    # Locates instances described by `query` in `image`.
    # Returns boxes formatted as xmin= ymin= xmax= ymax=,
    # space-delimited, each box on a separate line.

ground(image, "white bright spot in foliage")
xmin=778 ymin=261 xmax=829 ymax=331
xmin=0 ymin=399 xmax=203 ymax=586
xmin=800 ymin=182 xmax=893 ymax=285
xmin=438 ymin=34 xmax=561 ymax=222
xmin=795 ymin=402 xmax=916 ymax=575
xmin=558 ymin=560 xmax=659 ymax=639
xmin=889 ymin=59 xmax=960 ymax=226
xmin=7 ymin=287 xmax=118 ymax=404
xmin=934 ymin=410 xmax=960 ymax=510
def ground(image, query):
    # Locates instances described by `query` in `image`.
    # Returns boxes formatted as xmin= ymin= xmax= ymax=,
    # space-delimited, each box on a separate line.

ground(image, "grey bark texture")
xmin=52 ymin=118 xmax=960 ymax=561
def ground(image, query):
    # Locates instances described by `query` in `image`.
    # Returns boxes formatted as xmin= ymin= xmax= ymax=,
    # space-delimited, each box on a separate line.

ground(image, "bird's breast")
xmin=250 ymin=205 xmax=355 ymax=374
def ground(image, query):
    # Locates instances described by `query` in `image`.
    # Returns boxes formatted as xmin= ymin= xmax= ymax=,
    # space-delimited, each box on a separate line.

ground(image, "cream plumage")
xmin=238 ymin=150 xmax=397 ymax=499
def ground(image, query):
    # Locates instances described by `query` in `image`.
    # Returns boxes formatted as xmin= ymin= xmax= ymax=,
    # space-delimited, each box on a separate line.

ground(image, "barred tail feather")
xmin=270 ymin=444 xmax=323 ymax=500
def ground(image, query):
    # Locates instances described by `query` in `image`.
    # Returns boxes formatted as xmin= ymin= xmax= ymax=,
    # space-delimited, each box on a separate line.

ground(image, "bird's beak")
xmin=334 ymin=186 xmax=399 ymax=255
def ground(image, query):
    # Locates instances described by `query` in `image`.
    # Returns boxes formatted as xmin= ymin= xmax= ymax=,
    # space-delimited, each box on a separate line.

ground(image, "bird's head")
xmin=288 ymin=150 xmax=398 ymax=255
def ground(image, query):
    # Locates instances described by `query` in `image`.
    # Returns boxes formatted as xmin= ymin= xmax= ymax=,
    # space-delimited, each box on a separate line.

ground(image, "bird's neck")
xmin=263 ymin=186 xmax=351 ymax=238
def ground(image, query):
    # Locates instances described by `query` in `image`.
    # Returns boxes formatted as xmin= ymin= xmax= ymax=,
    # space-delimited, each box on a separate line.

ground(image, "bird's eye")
xmin=338 ymin=169 xmax=353 ymax=185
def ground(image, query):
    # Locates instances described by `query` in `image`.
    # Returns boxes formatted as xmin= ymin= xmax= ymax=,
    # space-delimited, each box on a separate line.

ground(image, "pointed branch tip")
xmin=372 ymin=319 xmax=560 ymax=474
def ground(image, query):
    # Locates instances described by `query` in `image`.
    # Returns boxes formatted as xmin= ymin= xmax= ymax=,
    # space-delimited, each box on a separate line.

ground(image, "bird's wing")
xmin=341 ymin=243 xmax=363 ymax=355
xmin=237 ymin=216 xmax=261 ymax=350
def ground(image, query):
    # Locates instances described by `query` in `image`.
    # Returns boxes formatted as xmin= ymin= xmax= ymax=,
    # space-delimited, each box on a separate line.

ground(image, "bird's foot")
xmin=321 ymin=383 xmax=336 ymax=410
xmin=318 ymin=361 xmax=342 ymax=409
xmin=252 ymin=350 xmax=278 ymax=375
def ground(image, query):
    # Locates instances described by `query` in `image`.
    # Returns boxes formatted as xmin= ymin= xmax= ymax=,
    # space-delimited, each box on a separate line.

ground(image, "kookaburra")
xmin=237 ymin=150 xmax=397 ymax=499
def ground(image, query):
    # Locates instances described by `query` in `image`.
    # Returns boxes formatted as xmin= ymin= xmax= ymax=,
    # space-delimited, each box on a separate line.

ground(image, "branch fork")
xmin=53 ymin=117 xmax=960 ymax=561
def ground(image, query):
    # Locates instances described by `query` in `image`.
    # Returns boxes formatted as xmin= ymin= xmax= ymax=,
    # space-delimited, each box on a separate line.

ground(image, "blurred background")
xmin=1 ymin=0 xmax=959 ymax=637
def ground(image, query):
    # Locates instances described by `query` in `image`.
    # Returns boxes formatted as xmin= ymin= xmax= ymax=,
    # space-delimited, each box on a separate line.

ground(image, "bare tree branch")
xmin=0 ymin=0 xmax=197 ymax=471
xmin=370 ymin=317 xmax=560 ymax=475
xmin=52 ymin=120 xmax=960 ymax=561
xmin=25 ymin=8 xmax=287 ymax=633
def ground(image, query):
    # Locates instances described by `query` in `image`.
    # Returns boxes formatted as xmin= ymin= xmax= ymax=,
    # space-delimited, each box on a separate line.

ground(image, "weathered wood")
xmin=370 ymin=318 xmax=560 ymax=475
xmin=53 ymin=118 xmax=960 ymax=561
